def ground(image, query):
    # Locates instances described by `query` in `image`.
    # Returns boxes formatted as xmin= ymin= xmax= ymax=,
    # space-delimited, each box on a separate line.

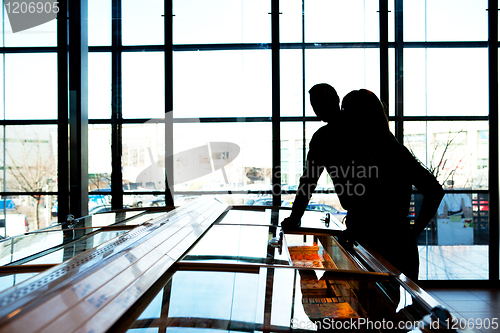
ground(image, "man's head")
xmin=308 ymin=83 xmax=340 ymax=123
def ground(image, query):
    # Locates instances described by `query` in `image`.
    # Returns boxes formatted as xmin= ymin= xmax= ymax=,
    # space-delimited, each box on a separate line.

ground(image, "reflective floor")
xmin=425 ymin=287 xmax=500 ymax=333
xmin=418 ymin=245 xmax=489 ymax=280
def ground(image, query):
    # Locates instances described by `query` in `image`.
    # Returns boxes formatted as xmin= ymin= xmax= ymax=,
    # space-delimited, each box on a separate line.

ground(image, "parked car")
xmin=306 ymin=202 xmax=344 ymax=212
xmin=89 ymin=189 xmax=111 ymax=207
xmin=51 ymin=201 xmax=58 ymax=217
xmin=0 ymin=199 xmax=16 ymax=210
xmin=53 ymin=190 xmax=113 ymax=217
xmin=89 ymin=205 xmax=114 ymax=215
xmin=314 ymin=186 xmax=335 ymax=192
xmin=253 ymin=198 xmax=284 ymax=206
xmin=123 ymin=193 xmax=159 ymax=208
xmin=282 ymin=201 xmax=347 ymax=223
xmin=243 ymin=195 xmax=260 ymax=205
xmin=281 ymin=185 xmax=298 ymax=192
xmin=307 ymin=203 xmax=347 ymax=223
xmin=150 ymin=198 xmax=166 ymax=207
xmin=0 ymin=213 xmax=28 ymax=238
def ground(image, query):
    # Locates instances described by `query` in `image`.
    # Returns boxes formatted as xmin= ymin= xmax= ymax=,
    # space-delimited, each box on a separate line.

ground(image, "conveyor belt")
xmin=0 ymin=198 xmax=228 ymax=333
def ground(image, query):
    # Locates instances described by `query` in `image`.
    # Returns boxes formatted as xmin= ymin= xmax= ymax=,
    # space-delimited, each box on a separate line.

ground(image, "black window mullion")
xmin=68 ymin=0 xmax=89 ymax=219
xmin=57 ymin=0 xmax=69 ymax=224
xmin=111 ymin=0 xmax=123 ymax=209
xmin=394 ymin=0 xmax=403 ymax=142
xmin=164 ymin=0 xmax=174 ymax=206
xmin=302 ymin=0 xmax=306 ymax=172
xmin=272 ymin=0 xmax=281 ymax=206
xmin=488 ymin=0 xmax=499 ymax=284
xmin=86 ymin=115 xmax=489 ymax=125
xmin=380 ymin=0 xmax=389 ymax=111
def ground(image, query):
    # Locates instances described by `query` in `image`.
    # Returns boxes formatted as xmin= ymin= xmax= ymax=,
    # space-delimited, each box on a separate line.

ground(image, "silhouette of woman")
xmin=337 ymin=89 xmax=444 ymax=280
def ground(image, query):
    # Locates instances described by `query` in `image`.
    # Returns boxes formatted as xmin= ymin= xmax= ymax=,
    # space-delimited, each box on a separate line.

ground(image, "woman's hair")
xmin=341 ymin=89 xmax=389 ymax=134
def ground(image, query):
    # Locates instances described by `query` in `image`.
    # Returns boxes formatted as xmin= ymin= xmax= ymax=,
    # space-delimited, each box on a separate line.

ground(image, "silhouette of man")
xmin=281 ymin=83 xmax=342 ymax=229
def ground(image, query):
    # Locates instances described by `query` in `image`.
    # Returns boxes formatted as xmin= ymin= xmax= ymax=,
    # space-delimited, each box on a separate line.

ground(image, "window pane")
xmin=89 ymin=53 xmax=111 ymax=119
xmin=89 ymin=0 xmax=112 ymax=46
xmin=305 ymin=0 xmax=379 ymax=42
xmin=122 ymin=123 xmax=165 ymax=191
xmin=305 ymin=49 xmax=380 ymax=117
xmin=0 ymin=124 xmax=57 ymax=233
xmin=404 ymin=0 xmax=487 ymax=42
xmin=281 ymin=121 xmax=326 ymax=191
xmin=305 ymin=121 xmax=331 ymax=189
xmin=403 ymin=121 xmax=488 ymax=190
xmin=173 ymin=122 xmax=271 ymax=193
xmin=404 ymin=121 xmax=489 ymax=279
xmin=122 ymin=52 xmax=164 ymax=119
xmin=280 ymin=0 xmax=302 ymax=43
xmin=0 ymin=54 xmax=3 ymax=118
xmin=0 ymin=195 xmax=57 ymax=236
xmin=89 ymin=125 xmax=111 ymax=191
xmin=0 ymin=127 xmax=3 ymax=187
xmin=4 ymin=53 xmax=57 ymax=120
xmin=0 ymin=9 xmax=4 ymax=47
xmin=415 ymin=190 xmax=488 ymax=280
xmin=173 ymin=0 xmax=270 ymax=44
xmin=280 ymin=122 xmax=344 ymax=220
xmin=122 ymin=0 xmax=164 ymax=46
xmin=404 ymin=48 xmax=487 ymax=116
xmin=403 ymin=0 xmax=426 ymax=42
xmin=404 ymin=49 xmax=426 ymax=117
xmin=174 ymin=50 xmax=271 ymax=118
xmin=281 ymin=123 xmax=302 ymax=188
xmin=388 ymin=48 xmax=395 ymax=116
xmin=281 ymin=50 xmax=302 ymax=117
xmin=388 ymin=0 xmax=395 ymax=43
xmin=3 ymin=125 xmax=57 ymax=192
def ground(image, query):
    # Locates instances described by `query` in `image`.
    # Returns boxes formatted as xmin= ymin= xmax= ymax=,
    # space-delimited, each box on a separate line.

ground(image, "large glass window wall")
xmin=0 ymin=0 xmax=496 ymax=282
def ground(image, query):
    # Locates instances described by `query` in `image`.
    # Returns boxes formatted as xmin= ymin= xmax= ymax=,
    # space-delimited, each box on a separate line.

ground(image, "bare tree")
xmin=406 ymin=127 xmax=469 ymax=186
xmin=428 ymin=129 xmax=467 ymax=184
xmin=4 ymin=128 xmax=56 ymax=230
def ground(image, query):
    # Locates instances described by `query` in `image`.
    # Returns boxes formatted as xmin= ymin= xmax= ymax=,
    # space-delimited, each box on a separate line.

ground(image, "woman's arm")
xmin=412 ymin=186 xmax=445 ymax=237
xmin=407 ymin=151 xmax=445 ymax=237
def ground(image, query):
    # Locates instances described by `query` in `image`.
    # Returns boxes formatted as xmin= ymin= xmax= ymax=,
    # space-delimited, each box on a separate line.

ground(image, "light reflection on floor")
xmin=418 ymin=245 xmax=488 ymax=280
xmin=425 ymin=287 xmax=500 ymax=333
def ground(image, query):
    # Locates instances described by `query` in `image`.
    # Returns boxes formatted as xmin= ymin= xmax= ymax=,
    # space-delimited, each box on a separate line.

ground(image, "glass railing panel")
xmin=125 ymin=267 xmax=446 ymax=332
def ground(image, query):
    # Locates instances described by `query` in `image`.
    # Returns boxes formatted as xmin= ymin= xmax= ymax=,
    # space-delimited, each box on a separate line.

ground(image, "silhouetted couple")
xmin=282 ymin=83 xmax=444 ymax=281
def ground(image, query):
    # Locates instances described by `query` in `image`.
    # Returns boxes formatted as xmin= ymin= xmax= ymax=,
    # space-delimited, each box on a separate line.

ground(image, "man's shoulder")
xmin=309 ymin=124 xmax=331 ymax=148
xmin=312 ymin=123 xmax=335 ymax=140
